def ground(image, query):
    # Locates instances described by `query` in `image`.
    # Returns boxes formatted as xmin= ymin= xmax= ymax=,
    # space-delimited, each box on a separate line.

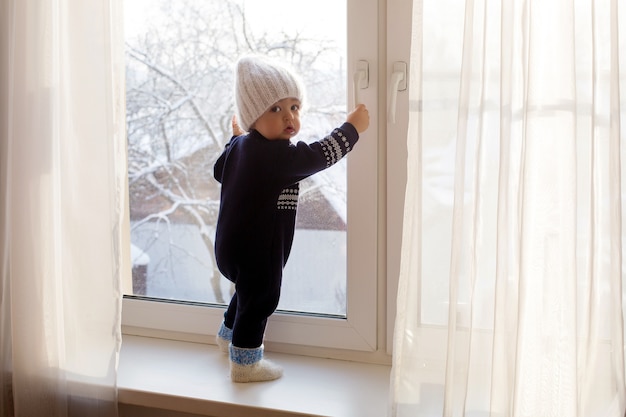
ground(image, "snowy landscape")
xmin=125 ymin=0 xmax=350 ymax=317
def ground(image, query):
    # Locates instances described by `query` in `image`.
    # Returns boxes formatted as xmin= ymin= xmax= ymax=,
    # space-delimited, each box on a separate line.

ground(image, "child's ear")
xmin=232 ymin=115 xmax=246 ymax=136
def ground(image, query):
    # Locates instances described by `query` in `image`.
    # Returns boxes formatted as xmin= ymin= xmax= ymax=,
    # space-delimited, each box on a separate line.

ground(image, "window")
xmin=384 ymin=0 xmax=626 ymax=362
xmin=122 ymin=0 xmax=380 ymax=354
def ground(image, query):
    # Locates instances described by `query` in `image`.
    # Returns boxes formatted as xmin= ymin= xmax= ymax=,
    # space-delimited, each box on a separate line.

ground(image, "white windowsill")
xmin=118 ymin=335 xmax=391 ymax=417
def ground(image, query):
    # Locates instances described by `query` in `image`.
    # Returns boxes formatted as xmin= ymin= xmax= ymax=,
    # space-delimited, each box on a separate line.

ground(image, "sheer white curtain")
xmin=1 ymin=1 xmax=126 ymax=416
xmin=391 ymin=0 xmax=626 ymax=416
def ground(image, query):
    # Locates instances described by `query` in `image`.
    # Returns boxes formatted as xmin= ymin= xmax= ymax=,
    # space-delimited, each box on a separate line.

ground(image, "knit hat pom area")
xmin=235 ymin=55 xmax=306 ymax=132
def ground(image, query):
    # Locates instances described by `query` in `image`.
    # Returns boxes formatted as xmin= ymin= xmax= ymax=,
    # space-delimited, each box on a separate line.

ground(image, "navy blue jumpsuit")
xmin=213 ymin=123 xmax=360 ymax=348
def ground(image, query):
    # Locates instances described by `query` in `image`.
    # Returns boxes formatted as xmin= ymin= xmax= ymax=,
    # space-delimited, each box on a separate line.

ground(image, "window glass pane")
xmin=124 ymin=0 xmax=347 ymax=316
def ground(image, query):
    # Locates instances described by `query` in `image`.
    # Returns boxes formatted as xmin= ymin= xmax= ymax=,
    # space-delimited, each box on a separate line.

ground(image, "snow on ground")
xmin=130 ymin=222 xmax=346 ymax=316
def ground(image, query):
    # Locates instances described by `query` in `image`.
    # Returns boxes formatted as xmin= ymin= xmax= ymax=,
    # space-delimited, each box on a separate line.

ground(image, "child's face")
xmin=253 ymin=97 xmax=301 ymax=140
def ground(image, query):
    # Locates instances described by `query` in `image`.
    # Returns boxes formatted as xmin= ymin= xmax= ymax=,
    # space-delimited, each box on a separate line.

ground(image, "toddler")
xmin=213 ymin=55 xmax=369 ymax=382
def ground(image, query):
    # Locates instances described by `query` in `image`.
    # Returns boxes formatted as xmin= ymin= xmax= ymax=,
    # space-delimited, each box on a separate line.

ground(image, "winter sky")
xmin=124 ymin=0 xmax=346 ymax=47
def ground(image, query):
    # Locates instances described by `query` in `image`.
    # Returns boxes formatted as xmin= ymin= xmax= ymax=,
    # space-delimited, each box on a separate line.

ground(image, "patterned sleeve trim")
xmin=320 ymin=128 xmax=353 ymax=168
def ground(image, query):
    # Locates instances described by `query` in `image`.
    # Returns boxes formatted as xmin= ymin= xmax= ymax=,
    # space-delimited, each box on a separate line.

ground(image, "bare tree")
xmin=126 ymin=0 xmax=347 ymax=304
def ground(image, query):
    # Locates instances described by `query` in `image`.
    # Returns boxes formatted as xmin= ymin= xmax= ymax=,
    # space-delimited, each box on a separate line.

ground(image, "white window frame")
xmin=385 ymin=0 xmax=412 ymax=354
xmin=121 ymin=0 xmax=395 ymax=359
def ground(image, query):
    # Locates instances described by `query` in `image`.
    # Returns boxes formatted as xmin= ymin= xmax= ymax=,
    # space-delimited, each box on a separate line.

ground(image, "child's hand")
xmin=346 ymin=104 xmax=370 ymax=134
xmin=232 ymin=115 xmax=246 ymax=136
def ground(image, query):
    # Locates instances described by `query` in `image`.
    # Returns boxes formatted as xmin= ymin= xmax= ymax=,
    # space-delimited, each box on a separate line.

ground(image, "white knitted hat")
xmin=235 ymin=56 xmax=305 ymax=132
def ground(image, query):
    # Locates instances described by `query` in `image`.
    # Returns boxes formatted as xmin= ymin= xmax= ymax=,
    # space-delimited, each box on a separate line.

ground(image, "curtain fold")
xmin=391 ymin=0 xmax=626 ymax=416
xmin=0 ymin=1 xmax=125 ymax=416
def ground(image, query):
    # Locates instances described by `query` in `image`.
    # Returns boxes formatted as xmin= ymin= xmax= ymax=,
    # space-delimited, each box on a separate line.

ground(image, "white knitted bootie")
xmin=215 ymin=322 xmax=232 ymax=354
xmin=229 ymin=344 xmax=283 ymax=383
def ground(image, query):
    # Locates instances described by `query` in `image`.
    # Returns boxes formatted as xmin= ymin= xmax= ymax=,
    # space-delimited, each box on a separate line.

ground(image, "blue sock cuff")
xmin=229 ymin=345 xmax=263 ymax=365
xmin=218 ymin=322 xmax=233 ymax=341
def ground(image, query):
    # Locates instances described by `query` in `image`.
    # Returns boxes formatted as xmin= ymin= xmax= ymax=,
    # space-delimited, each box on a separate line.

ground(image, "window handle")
xmin=388 ymin=61 xmax=407 ymax=123
xmin=353 ymin=60 xmax=369 ymax=105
